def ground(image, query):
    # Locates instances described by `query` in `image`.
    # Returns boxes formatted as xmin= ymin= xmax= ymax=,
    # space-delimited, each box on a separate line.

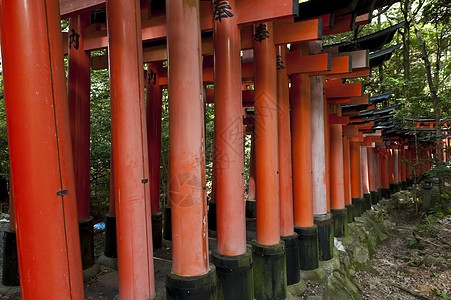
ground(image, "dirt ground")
xmin=0 ymin=179 xmax=450 ymax=299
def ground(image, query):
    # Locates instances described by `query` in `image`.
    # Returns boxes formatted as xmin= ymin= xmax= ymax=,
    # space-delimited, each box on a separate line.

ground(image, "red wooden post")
xmin=146 ymin=62 xmax=164 ymax=250
xmin=0 ymin=0 xmax=84 ymax=298
xmin=252 ymin=22 xmax=286 ymax=299
xmin=277 ymin=44 xmax=300 ymax=285
xmin=211 ymin=0 xmax=253 ymax=297
xmin=107 ymin=0 xmax=157 ymax=297
xmin=350 ymin=140 xmax=363 ymax=216
xmin=165 ymin=0 xmax=216 ymax=297
xmin=68 ymin=13 xmax=94 ymax=270
xmin=292 ymin=72 xmax=319 ymax=270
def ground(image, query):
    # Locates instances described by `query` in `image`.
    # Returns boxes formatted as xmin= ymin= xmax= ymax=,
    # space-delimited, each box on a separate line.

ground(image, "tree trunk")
xmin=408 ymin=4 xmax=444 ymax=165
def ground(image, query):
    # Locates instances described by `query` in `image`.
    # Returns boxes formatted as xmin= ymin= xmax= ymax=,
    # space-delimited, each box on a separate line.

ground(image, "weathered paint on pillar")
xmin=291 ymin=73 xmax=314 ymax=227
xmin=381 ymin=150 xmax=390 ymax=188
xmin=350 ymin=141 xmax=362 ymax=199
xmin=277 ymin=45 xmax=294 ymax=237
xmin=68 ymin=14 xmax=91 ymax=221
xmin=361 ymin=146 xmax=369 ymax=194
xmin=389 ymin=148 xmax=395 ymax=184
xmin=394 ymin=149 xmax=399 ymax=183
xmin=330 ymin=124 xmax=345 ymax=210
xmin=166 ymin=0 xmax=209 ymax=276
xmin=0 ymin=0 xmax=84 ymax=298
xmin=311 ymin=76 xmax=328 ymax=215
xmin=107 ymin=0 xmax=156 ymax=297
xmin=146 ymin=63 xmax=163 ymax=214
xmin=213 ymin=0 xmax=246 ymax=255
xmin=343 ymin=137 xmax=352 ymax=205
xmin=253 ymin=22 xmax=280 ymax=245
xmin=367 ymin=148 xmax=376 ymax=192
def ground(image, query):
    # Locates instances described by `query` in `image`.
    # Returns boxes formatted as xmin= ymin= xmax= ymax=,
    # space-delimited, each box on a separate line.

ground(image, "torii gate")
xmin=0 ymin=0 xmax=407 ymax=299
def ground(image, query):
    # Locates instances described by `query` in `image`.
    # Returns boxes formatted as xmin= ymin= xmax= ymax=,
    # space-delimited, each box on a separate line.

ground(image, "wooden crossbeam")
xmin=347 ymin=94 xmax=369 ymax=105
xmin=333 ymin=50 xmax=369 ymax=69
xmin=327 ymin=97 xmax=351 ymax=104
xmin=65 ymin=0 xmax=300 ymax=53
xmin=286 ymin=52 xmax=330 ymax=74
xmin=329 ymin=114 xmax=350 ymax=124
xmin=325 ymin=81 xmax=363 ymax=98
xmin=326 ymin=67 xmax=370 ymax=80
xmin=323 ymin=14 xmax=354 ymax=35
xmin=311 ymin=56 xmax=351 ymax=75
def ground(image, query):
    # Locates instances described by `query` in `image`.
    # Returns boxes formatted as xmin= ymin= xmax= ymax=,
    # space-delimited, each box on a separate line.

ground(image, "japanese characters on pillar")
xmin=0 ymin=0 xmax=85 ymax=298
xmin=253 ymin=22 xmax=280 ymax=246
xmin=212 ymin=0 xmax=246 ymax=256
xmin=68 ymin=14 xmax=91 ymax=222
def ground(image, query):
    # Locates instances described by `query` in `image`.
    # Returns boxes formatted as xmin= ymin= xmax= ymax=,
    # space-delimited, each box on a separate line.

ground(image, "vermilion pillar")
xmin=211 ymin=1 xmax=253 ymax=297
xmin=107 ymin=0 xmax=156 ymax=298
xmin=277 ymin=45 xmax=300 ymax=285
xmin=350 ymin=140 xmax=363 ymax=217
xmin=330 ymin=121 xmax=348 ymax=237
xmin=0 ymin=0 xmax=84 ymax=298
xmin=380 ymin=149 xmax=390 ymax=199
xmin=146 ymin=62 xmax=164 ymax=250
xmin=252 ymin=22 xmax=286 ymax=299
xmin=68 ymin=13 xmax=94 ymax=270
xmin=343 ymin=137 xmax=352 ymax=206
xmin=292 ymin=73 xmax=319 ymax=270
xmin=166 ymin=0 xmax=216 ymax=297
xmin=361 ymin=147 xmax=370 ymax=194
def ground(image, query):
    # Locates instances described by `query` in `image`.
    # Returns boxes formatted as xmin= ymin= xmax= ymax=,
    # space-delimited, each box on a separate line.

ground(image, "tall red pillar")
xmin=0 ymin=0 xmax=84 ymax=298
xmin=107 ymin=0 xmax=156 ymax=298
xmin=146 ymin=62 xmax=164 ymax=250
xmin=330 ymin=120 xmax=348 ymax=237
xmin=252 ymin=22 xmax=286 ymax=299
xmin=68 ymin=13 xmax=94 ymax=270
xmin=350 ymin=140 xmax=363 ymax=216
xmin=292 ymin=72 xmax=319 ymax=271
xmin=277 ymin=45 xmax=300 ymax=284
xmin=211 ymin=1 xmax=253 ymax=297
xmin=165 ymin=0 xmax=216 ymax=297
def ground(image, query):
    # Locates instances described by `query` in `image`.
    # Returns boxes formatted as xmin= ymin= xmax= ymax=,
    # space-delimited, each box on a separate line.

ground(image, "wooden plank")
xmin=329 ymin=114 xmax=350 ymax=125
xmin=333 ymin=50 xmax=369 ymax=69
xmin=236 ymin=0 xmax=298 ymax=25
xmin=305 ymin=14 xmax=334 ymax=31
xmin=323 ymin=14 xmax=354 ymax=35
xmin=327 ymin=98 xmax=351 ymax=104
xmin=60 ymin=0 xmax=105 ymax=18
xmin=274 ymin=19 xmax=322 ymax=45
xmin=355 ymin=13 xmax=371 ymax=26
xmin=311 ymin=56 xmax=351 ymax=76
xmin=325 ymin=82 xmax=363 ymax=98
xmin=348 ymin=94 xmax=369 ymax=105
xmin=326 ymin=67 xmax=370 ymax=80
xmin=343 ymin=126 xmax=359 ymax=136
xmin=286 ymin=53 xmax=330 ymax=74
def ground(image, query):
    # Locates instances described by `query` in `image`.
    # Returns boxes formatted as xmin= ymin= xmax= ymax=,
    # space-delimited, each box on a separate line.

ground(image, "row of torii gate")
xmin=0 ymin=0 xmax=448 ymax=299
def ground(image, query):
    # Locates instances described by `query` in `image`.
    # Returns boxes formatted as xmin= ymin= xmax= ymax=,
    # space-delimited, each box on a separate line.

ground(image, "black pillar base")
xmin=407 ymin=178 xmax=413 ymax=187
xmin=377 ymin=188 xmax=383 ymax=202
xmin=345 ymin=204 xmax=354 ymax=223
xmin=2 ymin=229 xmax=19 ymax=286
xmin=331 ymin=208 xmax=347 ymax=237
xmin=212 ymin=249 xmax=253 ymax=300
xmin=295 ymin=225 xmax=319 ymax=270
xmin=352 ymin=197 xmax=363 ymax=217
xmin=207 ymin=201 xmax=216 ymax=231
xmin=314 ymin=213 xmax=333 ymax=261
xmin=381 ymin=188 xmax=391 ymax=199
xmin=252 ymin=240 xmax=286 ymax=300
xmin=363 ymin=193 xmax=371 ymax=211
xmin=389 ymin=183 xmax=397 ymax=194
xmin=166 ymin=265 xmax=217 ymax=300
xmin=104 ymin=214 xmax=117 ymax=258
xmin=370 ymin=191 xmax=378 ymax=205
xmin=245 ymin=200 xmax=256 ymax=219
xmin=281 ymin=234 xmax=300 ymax=285
xmin=401 ymin=181 xmax=408 ymax=190
xmin=163 ymin=205 xmax=172 ymax=241
xmin=152 ymin=212 xmax=163 ymax=250
xmin=79 ymin=216 xmax=95 ymax=269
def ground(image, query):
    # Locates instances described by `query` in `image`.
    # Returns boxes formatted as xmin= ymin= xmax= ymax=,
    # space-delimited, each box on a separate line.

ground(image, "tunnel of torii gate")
xmin=0 ymin=0 xmax=448 ymax=299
